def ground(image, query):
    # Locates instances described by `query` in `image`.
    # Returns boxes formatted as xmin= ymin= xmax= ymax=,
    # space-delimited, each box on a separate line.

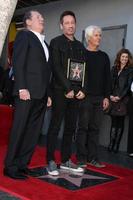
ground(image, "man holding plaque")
xmin=47 ymin=11 xmax=86 ymax=175
xmin=76 ymin=25 xmax=111 ymax=168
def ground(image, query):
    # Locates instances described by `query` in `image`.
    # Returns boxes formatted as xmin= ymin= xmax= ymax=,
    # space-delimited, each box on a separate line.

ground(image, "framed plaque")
xmin=67 ymin=58 xmax=86 ymax=87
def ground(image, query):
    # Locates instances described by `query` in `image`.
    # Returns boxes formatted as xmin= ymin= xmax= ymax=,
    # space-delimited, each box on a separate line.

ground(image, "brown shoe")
xmin=87 ymin=160 xmax=106 ymax=168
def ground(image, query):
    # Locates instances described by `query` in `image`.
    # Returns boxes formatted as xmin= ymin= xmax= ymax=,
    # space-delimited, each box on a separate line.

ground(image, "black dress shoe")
xmin=19 ymin=168 xmax=41 ymax=177
xmin=3 ymin=169 xmax=28 ymax=180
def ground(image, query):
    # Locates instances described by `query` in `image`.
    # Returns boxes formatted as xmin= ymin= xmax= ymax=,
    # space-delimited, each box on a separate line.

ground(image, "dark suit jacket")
xmin=12 ymin=29 xmax=51 ymax=99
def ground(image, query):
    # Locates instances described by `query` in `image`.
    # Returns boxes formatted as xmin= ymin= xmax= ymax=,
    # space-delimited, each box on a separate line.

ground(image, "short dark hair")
xmin=23 ymin=10 xmax=42 ymax=27
xmin=60 ymin=10 xmax=76 ymax=24
xmin=23 ymin=10 xmax=32 ymax=27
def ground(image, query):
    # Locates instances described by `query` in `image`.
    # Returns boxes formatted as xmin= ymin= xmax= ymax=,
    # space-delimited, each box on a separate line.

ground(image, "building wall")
xmin=15 ymin=0 xmax=133 ymax=151
xmin=15 ymin=0 xmax=133 ymax=52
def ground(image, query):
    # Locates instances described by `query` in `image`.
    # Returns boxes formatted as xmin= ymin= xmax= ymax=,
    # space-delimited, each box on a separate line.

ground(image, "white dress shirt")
xmin=31 ymin=30 xmax=49 ymax=62
xmin=131 ymin=82 xmax=133 ymax=92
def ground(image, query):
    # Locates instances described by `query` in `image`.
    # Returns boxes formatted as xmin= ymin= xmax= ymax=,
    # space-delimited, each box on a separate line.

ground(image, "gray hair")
xmin=85 ymin=25 xmax=102 ymax=43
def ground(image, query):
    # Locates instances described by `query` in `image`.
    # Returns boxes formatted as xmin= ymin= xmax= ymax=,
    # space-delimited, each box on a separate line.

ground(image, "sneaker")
xmin=77 ymin=161 xmax=87 ymax=168
xmin=60 ymin=160 xmax=84 ymax=173
xmin=87 ymin=160 xmax=106 ymax=168
xmin=47 ymin=160 xmax=59 ymax=176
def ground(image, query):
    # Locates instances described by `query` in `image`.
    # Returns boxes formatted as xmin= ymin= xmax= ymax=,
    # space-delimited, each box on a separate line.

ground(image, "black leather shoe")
xmin=3 ymin=169 xmax=28 ymax=180
xmin=19 ymin=168 xmax=41 ymax=177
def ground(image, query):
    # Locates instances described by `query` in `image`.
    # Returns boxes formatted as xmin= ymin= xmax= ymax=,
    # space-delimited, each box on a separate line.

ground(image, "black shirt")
xmin=85 ymin=49 xmax=111 ymax=98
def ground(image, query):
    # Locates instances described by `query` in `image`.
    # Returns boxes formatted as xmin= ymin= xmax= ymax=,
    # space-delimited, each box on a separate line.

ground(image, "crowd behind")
xmin=0 ymin=9 xmax=133 ymax=180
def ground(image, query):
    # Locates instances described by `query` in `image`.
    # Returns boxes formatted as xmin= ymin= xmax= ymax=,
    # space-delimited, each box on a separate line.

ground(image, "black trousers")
xmin=111 ymin=116 xmax=125 ymax=130
xmin=4 ymin=97 xmax=46 ymax=172
xmin=108 ymin=115 xmax=125 ymax=152
xmin=47 ymin=89 xmax=79 ymax=163
xmin=76 ymin=95 xmax=103 ymax=162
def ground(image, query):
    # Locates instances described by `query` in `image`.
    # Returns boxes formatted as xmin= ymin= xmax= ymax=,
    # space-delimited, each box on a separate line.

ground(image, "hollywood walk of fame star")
xmin=38 ymin=169 xmax=108 ymax=187
xmin=71 ymin=65 xmax=82 ymax=79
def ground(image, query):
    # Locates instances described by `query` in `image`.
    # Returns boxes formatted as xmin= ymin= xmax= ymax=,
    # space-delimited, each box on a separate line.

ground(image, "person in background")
xmin=0 ymin=65 xmax=14 ymax=105
xmin=0 ymin=65 xmax=4 ymax=82
xmin=4 ymin=10 xmax=51 ymax=180
xmin=76 ymin=25 xmax=111 ymax=168
xmin=0 ymin=66 xmax=4 ymax=101
xmin=127 ymin=81 xmax=133 ymax=156
xmin=46 ymin=10 xmax=86 ymax=176
xmin=108 ymin=48 xmax=133 ymax=153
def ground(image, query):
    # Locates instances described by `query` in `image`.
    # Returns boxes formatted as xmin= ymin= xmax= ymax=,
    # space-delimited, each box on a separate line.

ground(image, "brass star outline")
xmin=38 ymin=170 xmax=108 ymax=187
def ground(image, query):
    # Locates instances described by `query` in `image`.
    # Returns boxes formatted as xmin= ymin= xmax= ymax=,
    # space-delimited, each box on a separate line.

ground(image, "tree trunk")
xmin=0 ymin=0 xmax=18 ymax=57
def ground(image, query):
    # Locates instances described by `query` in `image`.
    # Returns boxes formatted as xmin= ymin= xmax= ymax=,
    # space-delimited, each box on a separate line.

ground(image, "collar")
xmin=30 ymin=30 xmax=45 ymax=41
xmin=63 ymin=34 xmax=76 ymax=42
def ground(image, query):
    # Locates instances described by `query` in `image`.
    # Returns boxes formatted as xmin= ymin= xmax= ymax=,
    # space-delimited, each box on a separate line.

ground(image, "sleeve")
xmin=80 ymin=58 xmax=88 ymax=95
xmin=110 ymin=66 xmax=116 ymax=95
xmin=12 ymin=31 xmax=29 ymax=90
xmin=104 ymin=53 xmax=111 ymax=99
xmin=119 ymin=68 xmax=133 ymax=99
xmin=46 ymin=72 xmax=53 ymax=98
xmin=50 ymin=39 xmax=72 ymax=93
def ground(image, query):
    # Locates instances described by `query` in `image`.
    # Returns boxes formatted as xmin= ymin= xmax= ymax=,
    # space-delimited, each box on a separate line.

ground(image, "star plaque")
xmin=67 ymin=58 xmax=86 ymax=87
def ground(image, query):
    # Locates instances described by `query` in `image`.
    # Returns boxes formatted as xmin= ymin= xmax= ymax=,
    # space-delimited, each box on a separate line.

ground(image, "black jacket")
xmin=12 ymin=29 xmax=51 ymax=99
xmin=50 ymin=34 xmax=87 ymax=94
xmin=111 ymin=66 xmax=133 ymax=99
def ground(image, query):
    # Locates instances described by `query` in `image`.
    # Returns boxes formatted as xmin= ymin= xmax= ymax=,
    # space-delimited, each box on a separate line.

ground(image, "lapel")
xmin=28 ymin=30 xmax=48 ymax=61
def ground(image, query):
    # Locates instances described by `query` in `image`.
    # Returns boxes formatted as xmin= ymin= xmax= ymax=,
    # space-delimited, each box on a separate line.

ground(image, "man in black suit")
xmin=4 ymin=10 xmax=51 ymax=180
